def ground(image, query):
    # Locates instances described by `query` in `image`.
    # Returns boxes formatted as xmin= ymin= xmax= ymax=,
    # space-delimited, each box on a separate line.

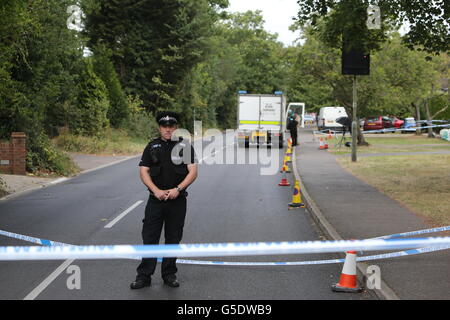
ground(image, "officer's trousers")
xmin=136 ymin=195 xmax=187 ymax=280
xmin=290 ymin=130 xmax=298 ymax=146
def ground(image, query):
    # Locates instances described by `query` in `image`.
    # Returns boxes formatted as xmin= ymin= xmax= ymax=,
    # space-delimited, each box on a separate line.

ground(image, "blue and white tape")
xmin=372 ymin=226 xmax=450 ymax=240
xmin=1 ymin=237 xmax=450 ymax=261
xmin=363 ymin=124 xmax=450 ymax=134
xmin=1 ymin=228 xmax=449 ymax=265
xmin=0 ymin=230 xmax=70 ymax=247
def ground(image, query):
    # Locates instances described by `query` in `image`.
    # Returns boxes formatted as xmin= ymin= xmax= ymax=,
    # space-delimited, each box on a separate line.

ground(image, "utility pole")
xmin=352 ymin=75 xmax=358 ymax=162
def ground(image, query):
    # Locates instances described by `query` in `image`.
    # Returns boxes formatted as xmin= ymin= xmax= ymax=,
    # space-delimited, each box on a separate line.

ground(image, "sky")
xmin=227 ymin=0 xmax=301 ymax=46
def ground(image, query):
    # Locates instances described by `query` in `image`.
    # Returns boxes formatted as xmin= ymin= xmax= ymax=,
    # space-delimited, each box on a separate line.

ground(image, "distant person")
xmin=295 ymin=112 xmax=301 ymax=126
xmin=288 ymin=115 xmax=299 ymax=146
xmin=130 ymin=111 xmax=198 ymax=290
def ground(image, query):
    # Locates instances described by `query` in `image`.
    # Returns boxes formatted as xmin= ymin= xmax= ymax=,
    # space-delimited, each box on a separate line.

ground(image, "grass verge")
xmin=330 ymin=134 xmax=450 ymax=155
xmin=337 ymin=154 xmax=450 ymax=226
xmin=53 ymin=128 xmax=149 ymax=155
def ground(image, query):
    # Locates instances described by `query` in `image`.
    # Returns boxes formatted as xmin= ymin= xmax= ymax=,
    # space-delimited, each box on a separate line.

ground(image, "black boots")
xmin=130 ymin=274 xmax=180 ymax=289
xmin=130 ymin=278 xmax=151 ymax=290
xmin=163 ymin=274 xmax=180 ymax=288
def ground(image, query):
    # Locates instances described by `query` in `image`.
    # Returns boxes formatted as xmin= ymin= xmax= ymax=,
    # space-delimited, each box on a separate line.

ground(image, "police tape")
xmin=372 ymin=226 xmax=450 ymax=240
xmin=1 ymin=227 xmax=450 ymax=265
xmin=362 ymin=124 xmax=450 ymax=134
xmin=1 ymin=237 xmax=450 ymax=261
xmin=0 ymin=230 xmax=70 ymax=247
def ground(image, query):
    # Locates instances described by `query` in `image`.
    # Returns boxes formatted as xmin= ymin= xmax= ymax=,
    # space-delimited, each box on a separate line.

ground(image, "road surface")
xmin=0 ymin=135 xmax=374 ymax=300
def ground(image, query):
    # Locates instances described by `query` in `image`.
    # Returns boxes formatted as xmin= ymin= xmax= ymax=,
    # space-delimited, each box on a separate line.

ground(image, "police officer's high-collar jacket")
xmin=139 ymin=137 xmax=197 ymax=192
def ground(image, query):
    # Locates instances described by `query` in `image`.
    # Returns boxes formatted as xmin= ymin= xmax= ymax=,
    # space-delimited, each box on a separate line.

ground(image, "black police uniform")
xmin=288 ymin=118 xmax=299 ymax=146
xmin=136 ymin=136 xmax=197 ymax=282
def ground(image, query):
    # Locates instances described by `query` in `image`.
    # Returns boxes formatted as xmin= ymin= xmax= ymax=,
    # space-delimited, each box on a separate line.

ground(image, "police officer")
xmin=130 ymin=111 xmax=198 ymax=289
xmin=288 ymin=115 xmax=299 ymax=146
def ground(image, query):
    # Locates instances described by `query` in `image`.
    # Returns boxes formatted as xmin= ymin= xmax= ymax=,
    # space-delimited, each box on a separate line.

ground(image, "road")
xmin=0 ymin=135 xmax=374 ymax=300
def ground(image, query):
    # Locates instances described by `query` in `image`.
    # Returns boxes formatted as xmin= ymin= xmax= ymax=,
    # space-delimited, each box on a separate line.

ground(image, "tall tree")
xmin=83 ymin=0 xmax=229 ymax=117
xmin=296 ymin=0 xmax=449 ymax=54
xmin=70 ymin=59 xmax=110 ymax=136
xmin=92 ymin=45 xmax=130 ymax=128
xmin=177 ymin=10 xmax=288 ymax=129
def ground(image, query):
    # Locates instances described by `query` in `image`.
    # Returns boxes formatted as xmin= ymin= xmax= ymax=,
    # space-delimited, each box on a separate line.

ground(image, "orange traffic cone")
xmin=331 ymin=251 xmax=363 ymax=293
xmin=319 ymin=137 xmax=328 ymax=150
xmin=289 ymin=181 xmax=305 ymax=208
xmin=278 ymin=173 xmax=290 ymax=187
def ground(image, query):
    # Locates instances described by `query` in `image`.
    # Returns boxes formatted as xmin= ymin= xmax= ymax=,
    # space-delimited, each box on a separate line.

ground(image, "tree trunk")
xmin=425 ymin=84 xmax=436 ymax=138
xmin=357 ymin=125 xmax=369 ymax=146
xmin=425 ymin=98 xmax=435 ymax=138
xmin=413 ymin=102 xmax=422 ymax=136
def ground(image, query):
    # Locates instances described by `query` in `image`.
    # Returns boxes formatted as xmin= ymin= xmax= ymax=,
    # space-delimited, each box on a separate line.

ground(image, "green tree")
xmin=296 ymin=0 xmax=449 ymax=54
xmin=83 ymin=0 xmax=228 ymax=116
xmin=92 ymin=45 xmax=130 ymax=128
xmin=70 ymin=59 xmax=110 ymax=136
xmin=287 ymin=29 xmax=444 ymax=144
xmin=0 ymin=0 xmax=85 ymax=174
xmin=178 ymin=10 xmax=288 ymax=129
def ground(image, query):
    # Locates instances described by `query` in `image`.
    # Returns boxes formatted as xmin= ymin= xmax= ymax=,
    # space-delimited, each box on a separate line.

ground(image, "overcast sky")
xmin=227 ymin=0 xmax=301 ymax=46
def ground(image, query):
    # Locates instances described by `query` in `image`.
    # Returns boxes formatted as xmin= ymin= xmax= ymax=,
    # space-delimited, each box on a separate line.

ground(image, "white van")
xmin=317 ymin=107 xmax=348 ymax=131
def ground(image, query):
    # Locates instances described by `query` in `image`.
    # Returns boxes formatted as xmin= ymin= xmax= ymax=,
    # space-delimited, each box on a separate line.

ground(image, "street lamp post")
xmin=352 ymin=75 xmax=358 ymax=162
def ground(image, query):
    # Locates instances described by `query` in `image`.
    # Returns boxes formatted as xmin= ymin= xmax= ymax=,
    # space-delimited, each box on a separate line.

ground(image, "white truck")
xmin=236 ymin=92 xmax=287 ymax=148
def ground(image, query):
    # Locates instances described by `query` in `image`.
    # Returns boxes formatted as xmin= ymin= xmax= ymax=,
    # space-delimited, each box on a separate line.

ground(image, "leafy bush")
xmin=124 ymin=95 xmax=158 ymax=141
xmin=0 ymin=176 xmax=7 ymax=196
xmin=26 ymin=132 xmax=78 ymax=176
xmin=55 ymin=126 xmax=149 ymax=155
xmin=54 ymin=130 xmax=108 ymax=154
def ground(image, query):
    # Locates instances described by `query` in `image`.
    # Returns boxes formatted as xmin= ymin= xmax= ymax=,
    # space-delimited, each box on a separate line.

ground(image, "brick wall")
xmin=0 ymin=132 xmax=27 ymax=175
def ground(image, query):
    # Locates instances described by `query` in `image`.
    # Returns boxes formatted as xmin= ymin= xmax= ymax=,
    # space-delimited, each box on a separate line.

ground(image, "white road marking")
xmin=23 ymin=259 xmax=75 ymax=300
xmin=104 ymin=200 xmax=144 ymax=229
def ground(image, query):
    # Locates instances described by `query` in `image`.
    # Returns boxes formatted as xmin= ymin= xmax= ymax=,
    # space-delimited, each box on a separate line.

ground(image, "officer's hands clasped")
xmin=154 ymin=188 xmax=180 ymax=201
xmin=164 ymin=188 xmax=180 ymax=201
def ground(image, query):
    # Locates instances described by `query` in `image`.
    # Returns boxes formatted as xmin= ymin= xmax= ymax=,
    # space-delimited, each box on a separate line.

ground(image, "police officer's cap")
xmin=156 ymin=111 xmax=179 ymax=126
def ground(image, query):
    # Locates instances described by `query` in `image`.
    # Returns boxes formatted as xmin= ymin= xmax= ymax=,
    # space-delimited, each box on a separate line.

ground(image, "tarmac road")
xmin=0 ymin=135 xmax=374 ymax=300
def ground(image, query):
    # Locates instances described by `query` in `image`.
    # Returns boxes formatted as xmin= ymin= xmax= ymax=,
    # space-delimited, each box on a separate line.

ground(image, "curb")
xmin=292 ymin=145 xmax=400 ymax=300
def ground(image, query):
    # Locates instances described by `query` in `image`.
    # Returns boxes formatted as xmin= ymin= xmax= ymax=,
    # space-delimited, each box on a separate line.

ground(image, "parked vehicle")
xmin=317 ymin=107 xmax=348 ymax=131
xmin=390 ymin=117 xmax=404 ymax=129
xmin=236 ymin=92 xmax=286 ymax=148
xmin=363 ymin=116 xmax=393 ymax=132
xmin=402 ymin=117 xmax=417 ymax=133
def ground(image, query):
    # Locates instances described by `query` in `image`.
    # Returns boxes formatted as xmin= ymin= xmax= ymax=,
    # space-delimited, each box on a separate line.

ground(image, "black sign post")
xmin=342 ymin=49 xmax=370 ymax=162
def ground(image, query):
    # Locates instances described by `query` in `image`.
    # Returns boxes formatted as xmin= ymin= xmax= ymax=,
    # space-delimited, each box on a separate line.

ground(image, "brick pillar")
xmin=11 ymin=132 xmax=27 ymax=175
xmin=0 ymin=141 xmax=12 ymax=174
